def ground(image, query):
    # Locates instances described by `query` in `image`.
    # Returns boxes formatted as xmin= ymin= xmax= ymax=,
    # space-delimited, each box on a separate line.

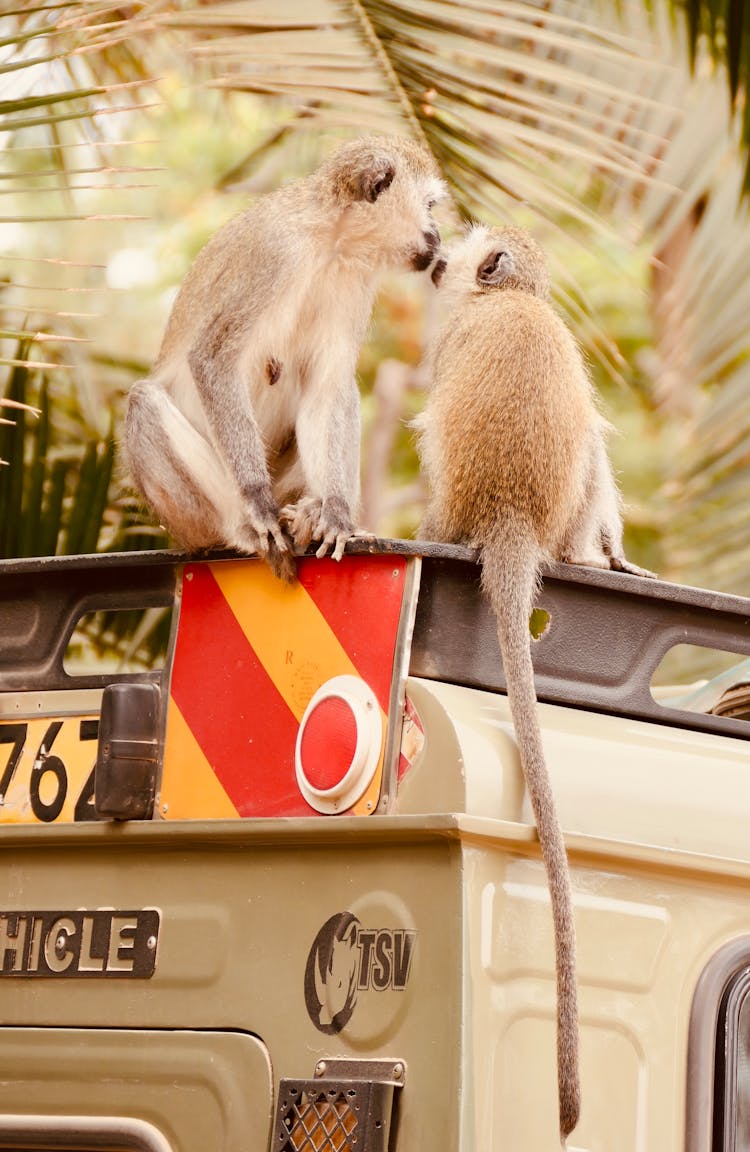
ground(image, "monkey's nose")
xmin=411 ymin=228 xmax=442 ymax=272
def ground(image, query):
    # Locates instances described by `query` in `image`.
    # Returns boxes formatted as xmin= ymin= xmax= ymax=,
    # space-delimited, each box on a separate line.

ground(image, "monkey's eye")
xmin=427 ymin=198 xmax=437 ymax=209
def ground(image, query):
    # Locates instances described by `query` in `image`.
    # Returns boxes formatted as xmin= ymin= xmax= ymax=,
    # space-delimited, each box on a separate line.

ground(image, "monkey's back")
xmin=424 ymin=291 xmax=596 ymax=551
xmin=156 ymin=183 xmax=312 ymax=368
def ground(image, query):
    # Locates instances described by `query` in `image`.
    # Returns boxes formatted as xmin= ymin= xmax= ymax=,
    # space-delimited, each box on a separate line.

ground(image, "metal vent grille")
xmin=275 ymin=1078 xmax=395 ymax=1152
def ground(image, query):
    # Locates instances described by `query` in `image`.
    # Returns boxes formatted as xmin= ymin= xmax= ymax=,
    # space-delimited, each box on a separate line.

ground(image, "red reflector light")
xmin=295 ymin=676 xmax=383 ymax=814
xmin=299 ymin=697 xmax=358 ymax=791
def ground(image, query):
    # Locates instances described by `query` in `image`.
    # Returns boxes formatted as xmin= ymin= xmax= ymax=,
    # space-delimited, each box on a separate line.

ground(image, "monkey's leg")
xmin=289 ymin=376 xmax=361 ymax=561
xmin=187 ymin=326 xmax=295 ymax=580
xmin=560 ymin=437 xmax=621 ymax=569
xmin=125 ymin=380 xmax=229 ymax=549
xmin=585 ymin=439 xmax=656 ymax=579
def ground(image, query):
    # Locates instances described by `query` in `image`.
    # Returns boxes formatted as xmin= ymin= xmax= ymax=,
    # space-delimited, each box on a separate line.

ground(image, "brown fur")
xmin=418 ymin=225 xmax=653 ymax=1143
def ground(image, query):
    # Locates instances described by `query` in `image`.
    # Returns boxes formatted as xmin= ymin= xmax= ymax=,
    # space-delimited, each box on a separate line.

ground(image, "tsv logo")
xmin=304 ymin=911 xmax=416 ymax=1034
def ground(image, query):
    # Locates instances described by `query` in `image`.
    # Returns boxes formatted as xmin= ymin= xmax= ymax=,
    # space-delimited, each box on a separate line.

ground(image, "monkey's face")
xmin=434 ymin=224 xmax=550 ymax=306
xmin=324 ymin=136 xmax=446 ymax=272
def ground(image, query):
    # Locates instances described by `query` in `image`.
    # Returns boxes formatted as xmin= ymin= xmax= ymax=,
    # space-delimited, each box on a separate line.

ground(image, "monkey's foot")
xmin=563 ymin=552 xmax=657 ymax=580
xmin=280 ymin=497 xmax=321 ymax=552
xmin=609 ymin=555 xmax=657 ymax=579
xmin=281 ymin=496 xmax=354 ymax=562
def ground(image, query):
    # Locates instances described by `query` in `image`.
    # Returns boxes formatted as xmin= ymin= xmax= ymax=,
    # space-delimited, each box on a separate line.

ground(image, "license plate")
xmin=0 ymin=716 xmax=99 ymax=824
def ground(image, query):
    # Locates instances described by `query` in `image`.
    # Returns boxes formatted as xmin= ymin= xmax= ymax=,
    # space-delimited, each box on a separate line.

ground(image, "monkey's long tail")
xmin=481 ymin=518 xmax=580 ymax=1145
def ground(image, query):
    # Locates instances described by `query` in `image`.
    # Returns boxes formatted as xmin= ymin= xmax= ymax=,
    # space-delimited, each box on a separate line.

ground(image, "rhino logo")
xmin=304 ymin=912 xmax=360 ymax=1034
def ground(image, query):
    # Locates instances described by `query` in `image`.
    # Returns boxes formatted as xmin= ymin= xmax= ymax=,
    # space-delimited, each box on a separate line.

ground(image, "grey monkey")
xmin=416 ymin=224 xmax=654 ymax=1143
xmin=124 ymin=136 xmax=445 ymax=580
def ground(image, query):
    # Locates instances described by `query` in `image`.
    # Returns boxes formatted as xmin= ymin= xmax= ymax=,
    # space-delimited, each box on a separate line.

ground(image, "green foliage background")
xmin=3 ymin=0 xmax=750 ymax=619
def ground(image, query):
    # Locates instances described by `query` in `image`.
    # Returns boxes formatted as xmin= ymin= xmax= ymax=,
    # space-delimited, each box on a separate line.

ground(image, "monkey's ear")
xmin=359 ymin=163 xmax=395 ymax=203
xmin=478 ymin=250 xmax=514 ymax=286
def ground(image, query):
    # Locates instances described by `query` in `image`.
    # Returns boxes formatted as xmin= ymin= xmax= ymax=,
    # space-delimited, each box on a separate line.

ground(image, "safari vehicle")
xmin=1 ymin=539 xmax=750 ymax=1152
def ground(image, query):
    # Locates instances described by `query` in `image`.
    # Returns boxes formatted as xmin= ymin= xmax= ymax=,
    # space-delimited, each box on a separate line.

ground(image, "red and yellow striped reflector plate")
xmin=160 ymin=554 xmax=408 ymax=819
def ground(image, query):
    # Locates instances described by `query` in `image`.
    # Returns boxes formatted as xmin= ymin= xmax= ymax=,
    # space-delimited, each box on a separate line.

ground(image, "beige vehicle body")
xmin=0 ymin=541 xmax=749 ymax=1152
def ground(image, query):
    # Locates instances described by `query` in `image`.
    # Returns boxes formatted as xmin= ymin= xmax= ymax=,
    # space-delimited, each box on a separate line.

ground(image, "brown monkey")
xmin=417 ymin=224 xmax=654 ymax=1143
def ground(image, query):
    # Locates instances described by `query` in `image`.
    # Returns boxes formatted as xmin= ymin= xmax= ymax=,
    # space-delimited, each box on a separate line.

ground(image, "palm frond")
xmin=673 ymin=0 xmax=750 ymax=186
xmin=163 ymin=0 xmax=673 ymax=226
xmin=0 ymin=340 xmax=168 ymax=559
xmin=3 ymin=0 xmax=750 ymax=613
xmin=616 ymin=51 xmax=750 ymax=594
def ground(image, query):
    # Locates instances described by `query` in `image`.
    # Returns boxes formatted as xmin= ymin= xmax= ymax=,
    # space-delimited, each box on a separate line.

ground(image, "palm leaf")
xmin=676 ymin=0 xmax=750 ymax=185
xmin=158 ymin=0 xmax=689 ymax=390
xmin=619 ymin=48 xmax=750 ymax=595
xmin=164 ymin=0 xmax=669 ymax=224
xmin=3 ymin=0 xmax=750 ymax=616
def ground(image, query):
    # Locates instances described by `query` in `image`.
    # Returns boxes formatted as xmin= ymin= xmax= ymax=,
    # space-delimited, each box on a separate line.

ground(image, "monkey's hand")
xmin=281 ymin=495 xmax=354 ymax=562
xmin=232 ymin=484 xmax=296 ymax=583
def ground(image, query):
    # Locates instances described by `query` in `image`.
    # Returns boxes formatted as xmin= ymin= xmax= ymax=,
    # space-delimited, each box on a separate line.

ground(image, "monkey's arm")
xmin=282 ymin=376 xmax=361 ymax=561
xmin=187 ymin=316 xmax=294 ymax=579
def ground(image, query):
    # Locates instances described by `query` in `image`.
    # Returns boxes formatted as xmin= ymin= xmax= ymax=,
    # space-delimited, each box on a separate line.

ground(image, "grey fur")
xmin=124 ymin=136 xmax=445 ymax=580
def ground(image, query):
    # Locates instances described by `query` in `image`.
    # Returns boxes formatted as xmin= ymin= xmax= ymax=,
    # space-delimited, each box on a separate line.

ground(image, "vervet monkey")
xmin=124 ymin=136 xmax=445 ymax=580
xmin=416 ymin=224 xmax=654 ymax=1143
